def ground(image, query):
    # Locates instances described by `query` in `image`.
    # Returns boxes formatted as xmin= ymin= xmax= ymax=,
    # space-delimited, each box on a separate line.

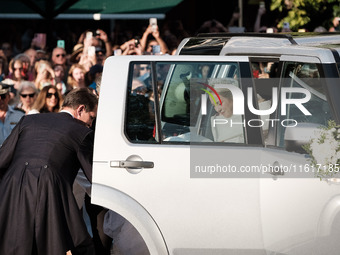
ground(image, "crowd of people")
xmin=0 ymin=20 xmax=192 ymax=128
xmin=0 ymin=6 xmax=338 ymax=120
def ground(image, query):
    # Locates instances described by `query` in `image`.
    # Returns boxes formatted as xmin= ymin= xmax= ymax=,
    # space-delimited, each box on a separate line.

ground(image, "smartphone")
xmin=152 ymin=45 xmax=161 ymax=55
xmin=86 ymin=31 xmax=93 ymax=40
xmin=39 ymin=63 xmax=46 ymax=72
xmin=149 ymin=18 xmax=157 ymax=32
xmin=114 ymin=49 xmax=122 ymax=56
xmin=57 ymin=40 xmax=65 ymax=49
xmin=134 ymin=38 xmax=140 ymax=47
xmin=88 ymin=46 xmax=96 ymax=56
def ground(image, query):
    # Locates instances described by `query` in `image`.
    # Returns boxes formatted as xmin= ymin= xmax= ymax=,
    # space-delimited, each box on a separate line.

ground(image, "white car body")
xmin=92 ymin=34 xmax=340 ymax=254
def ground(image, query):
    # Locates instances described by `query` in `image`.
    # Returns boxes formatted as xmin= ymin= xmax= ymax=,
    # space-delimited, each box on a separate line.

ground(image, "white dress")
xmin=211 ymin=114 xmax=245 ymax=143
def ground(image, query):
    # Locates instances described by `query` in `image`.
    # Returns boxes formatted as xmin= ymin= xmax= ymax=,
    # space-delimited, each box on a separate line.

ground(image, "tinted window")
xmin=125 ymin=62 xmax=156 ymax=142
xmin=161 ymin=62 xmax=245 ymax=143
xmin=125 ymin=61 xmax=248 ymax=144
xmin=276 ymin=62 xmax=333 ymax=148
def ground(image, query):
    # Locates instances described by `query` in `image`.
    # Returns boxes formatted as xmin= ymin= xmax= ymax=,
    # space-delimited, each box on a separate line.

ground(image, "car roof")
xmin=177 ymin=33 xmax=340 ymax=63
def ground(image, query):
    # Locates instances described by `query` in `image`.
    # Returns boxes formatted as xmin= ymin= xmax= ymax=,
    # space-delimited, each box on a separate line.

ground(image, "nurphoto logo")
xmin=200 ymin=83 xmax=312 ymax=128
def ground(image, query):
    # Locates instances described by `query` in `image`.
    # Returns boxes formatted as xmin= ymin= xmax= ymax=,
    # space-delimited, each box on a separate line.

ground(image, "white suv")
xmin=92 ymin=33 xmax=340 ymax=254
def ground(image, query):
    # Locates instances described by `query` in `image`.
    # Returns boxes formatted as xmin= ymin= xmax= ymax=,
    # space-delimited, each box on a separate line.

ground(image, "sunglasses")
xmin=0 ymin=94 xmax=7 ymax=100
xmin=56 ymin=54 xmax=66 ymax=58
xmin=46 ymin=92 xmax=59 ymax=98
xmin=140 ymin=67 xmax=150 ymax=71
xmin=20 ymin=93 xmax=35 ymax=98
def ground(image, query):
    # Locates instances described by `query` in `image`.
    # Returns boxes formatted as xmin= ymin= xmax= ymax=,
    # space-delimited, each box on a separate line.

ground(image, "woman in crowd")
xmin=0 ymin=51 xmax=8 ymax=82
xmin=29 ymin=85 xmax=62 ymax=114
xmin=16 ymin=81 xmax=38 ymax=114
xmin=54 ymin=64 xmax=67 ymax=95
xmin=67 ymin=63 xmax=86 ymax=91
xmin=34 ymin=59 xmax=55 ymax=90
xmin=6 ymin=58 xmax=27 ymax=92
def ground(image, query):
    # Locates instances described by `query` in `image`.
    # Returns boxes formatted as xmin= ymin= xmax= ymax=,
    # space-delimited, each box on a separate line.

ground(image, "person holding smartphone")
xmin=94 ymin=29 xmax=113 ymax=58
xmin=119 ymin=38 xmax=143 ymax=55
xmin=254 ymin=2 xmax=267 ymax=32
xmin=329 ymin=17 xmax=340 ymax=32
xmin=34 ymin=60 xmax=55 ymax=90
xmin=139 ymin=19 xmax=169 ymax=55
xmin=74 ymin=30 xmax=98 ymax=72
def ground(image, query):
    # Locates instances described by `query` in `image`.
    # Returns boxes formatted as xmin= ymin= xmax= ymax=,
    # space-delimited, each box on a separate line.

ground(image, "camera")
xmin=283 ymin=22 xmax=290 ymax=29
xmin=57 ymin=40 xmax=65 ymax=49
xmin=152 ymin=45 xmax=161 ymax=55
xmin=259 ymin=1 xmax=265 ymax=9
xmin=88 ymin=46 xmax=96 ymax=57
xmin=39 ymin=63 xmax=46 ymax=72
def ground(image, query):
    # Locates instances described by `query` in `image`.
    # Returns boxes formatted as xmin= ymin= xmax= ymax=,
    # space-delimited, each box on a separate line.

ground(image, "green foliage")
xmin=329 ymin=0 xmax=340 ymax=16
xmin=270 ymin=0 xmax=340 ymax=31
xmin=302 ymin=120 xmax=340 ymax=180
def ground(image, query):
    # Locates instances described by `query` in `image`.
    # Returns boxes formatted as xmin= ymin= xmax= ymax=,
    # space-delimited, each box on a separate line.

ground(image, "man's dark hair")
xmin=62 ymin=88 xmax=98 ymax=112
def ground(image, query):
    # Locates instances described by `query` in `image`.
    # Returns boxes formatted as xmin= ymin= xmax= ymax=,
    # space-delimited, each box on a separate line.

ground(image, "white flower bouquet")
xmin=303 ymin=120 xmax=340 ymax=179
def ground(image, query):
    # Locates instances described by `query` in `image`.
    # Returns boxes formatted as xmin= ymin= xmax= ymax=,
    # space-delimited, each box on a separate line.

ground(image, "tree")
xmin=270 ymin=0 xmax=340 ymax=31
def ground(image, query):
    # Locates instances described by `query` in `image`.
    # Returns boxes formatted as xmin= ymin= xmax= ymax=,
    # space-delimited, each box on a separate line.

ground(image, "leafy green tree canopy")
xmin=270 ymin=0 xmax=340 ymax=31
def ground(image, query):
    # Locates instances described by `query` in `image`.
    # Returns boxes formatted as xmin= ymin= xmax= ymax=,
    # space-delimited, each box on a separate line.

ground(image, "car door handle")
xmin=110 ymin=160 xmax=154 ymax=169
xmin=110 ymin=154 xmax=154 ymax=174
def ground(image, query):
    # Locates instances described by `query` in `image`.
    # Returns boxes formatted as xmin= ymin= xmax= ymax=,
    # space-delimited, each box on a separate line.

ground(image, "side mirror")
xmin=284 ymin=123 xmax=323 ymax=154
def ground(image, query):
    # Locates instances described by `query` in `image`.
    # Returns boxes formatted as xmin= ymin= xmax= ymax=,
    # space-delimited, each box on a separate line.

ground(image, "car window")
xmin=125 ymin=62 xmax=156 ymax=143
xmin=161 ymin=62 xmax=245 ymax=143
xmin=276 ymin=62 xmax=334 ymax=148
xmin=124 ymin=61 xmax=247 ymax=144
xmin=124 ymin=60 xmax=334 ymax=149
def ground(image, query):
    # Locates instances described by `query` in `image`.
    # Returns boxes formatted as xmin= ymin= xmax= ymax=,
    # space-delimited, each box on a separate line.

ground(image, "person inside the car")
xmin=209 ymin=79 xmax=245 ymax=143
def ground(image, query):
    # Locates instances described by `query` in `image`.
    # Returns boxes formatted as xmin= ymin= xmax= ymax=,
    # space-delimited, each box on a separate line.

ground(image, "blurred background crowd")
xmin=1 ymin=0 xmax=340 ymax=117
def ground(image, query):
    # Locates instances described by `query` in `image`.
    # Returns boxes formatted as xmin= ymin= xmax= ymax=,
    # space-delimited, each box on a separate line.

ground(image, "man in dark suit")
xmin=0 ymin=88 xmax=98 ymax=255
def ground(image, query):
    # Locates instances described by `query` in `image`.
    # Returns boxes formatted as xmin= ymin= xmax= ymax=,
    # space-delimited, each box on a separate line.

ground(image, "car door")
xmin=93 ymin=54 xmax=340 ymax=255
xmin=257 ymin=55 xmax=340 ymax=254
xmin=92 ymin=55 xmax=273 ymax=254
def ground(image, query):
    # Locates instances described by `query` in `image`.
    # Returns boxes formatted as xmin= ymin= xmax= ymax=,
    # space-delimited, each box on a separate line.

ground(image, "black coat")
xmin=0 ymin=112 xmax=94 ymax=255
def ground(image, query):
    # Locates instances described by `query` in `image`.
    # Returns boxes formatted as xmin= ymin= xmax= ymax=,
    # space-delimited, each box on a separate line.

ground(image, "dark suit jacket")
xmin=0 ymin=112 xmax=94 ymax=255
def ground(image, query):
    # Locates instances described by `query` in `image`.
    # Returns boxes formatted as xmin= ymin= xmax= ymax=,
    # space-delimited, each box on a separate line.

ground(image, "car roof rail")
xmin=196 ymin=32 xmax=297 ymax=45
